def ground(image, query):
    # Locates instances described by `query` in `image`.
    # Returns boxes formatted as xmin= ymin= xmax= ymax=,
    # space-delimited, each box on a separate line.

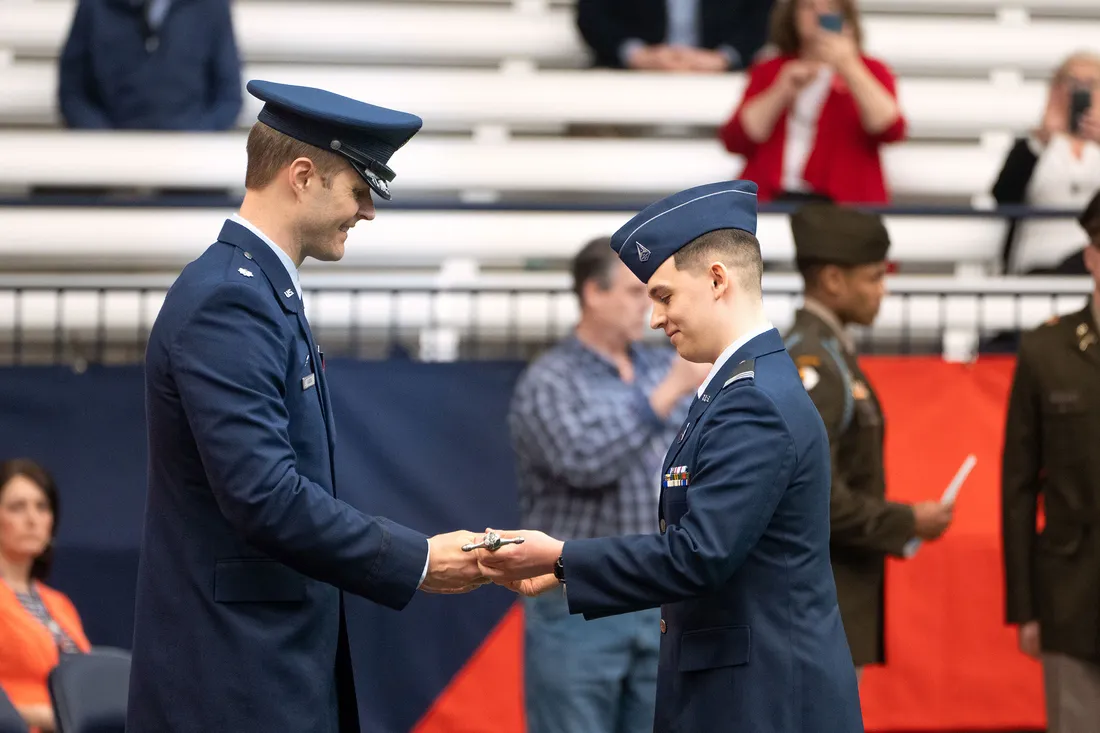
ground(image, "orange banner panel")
xmin=858 ymin=356 xmax=1044 ymax=731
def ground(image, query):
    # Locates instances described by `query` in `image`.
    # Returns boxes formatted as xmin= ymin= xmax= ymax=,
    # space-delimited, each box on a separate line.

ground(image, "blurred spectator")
xmin=576 ymin=0 xmax=774 ymax=72
xmin=57 ymin=0 xmax=242 ymax=131
xmin=508 ymin=237 xmax=704 ymax=733
xmin=993 ymin=52 xmax=1100 ymax=274
xmin=0 ymin=460 xmax=90 ymax=733
xmin=719 ymin=0 xmax=906 ymax=204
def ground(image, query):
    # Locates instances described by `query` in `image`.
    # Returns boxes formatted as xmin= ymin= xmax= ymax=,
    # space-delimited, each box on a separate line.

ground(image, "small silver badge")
xmin=238 ymin=268 xmax=253 ymax=277
xmin=284 ymin=289 xmax=295 ymax=298
xmin=302 ymin=374 xmax=316 ymax=390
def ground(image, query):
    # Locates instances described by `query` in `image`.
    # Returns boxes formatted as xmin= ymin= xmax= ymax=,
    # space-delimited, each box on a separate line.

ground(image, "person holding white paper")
xmin=783 ymin=203 xmax=954 ymax=682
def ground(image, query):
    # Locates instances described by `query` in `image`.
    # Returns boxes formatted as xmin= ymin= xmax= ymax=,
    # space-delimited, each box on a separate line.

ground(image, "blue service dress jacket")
xmin=127 ymin=220 xmax=429 ymax=733
xmin=561 ymin=329 xmax=865 ymax=733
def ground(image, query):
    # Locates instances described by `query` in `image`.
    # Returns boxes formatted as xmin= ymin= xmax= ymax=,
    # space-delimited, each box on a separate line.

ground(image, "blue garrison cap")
xmin=610 ymin=180 xmax=759 ymax=283
xmin=246 ymin=79 xmax=423 ymax=200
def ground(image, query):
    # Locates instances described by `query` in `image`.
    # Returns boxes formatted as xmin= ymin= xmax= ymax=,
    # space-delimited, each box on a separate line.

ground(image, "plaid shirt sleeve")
xmin=511 ymin=375 xmax=667 ymax=489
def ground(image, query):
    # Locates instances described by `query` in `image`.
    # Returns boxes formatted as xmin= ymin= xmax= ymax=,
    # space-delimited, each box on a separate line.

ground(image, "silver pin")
xmin=462 ymin=530 xmax=525 ymax=552
xmin=238 ymin=267 xmax=253 ymax=278
xmin=243 ymin=252 xmax=253 ymax=260
xmin=284 ymin=288 xmax=295 ymax=298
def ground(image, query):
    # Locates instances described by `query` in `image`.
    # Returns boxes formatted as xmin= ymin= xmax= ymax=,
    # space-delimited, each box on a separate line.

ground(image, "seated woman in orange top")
xmin=0 ymin=459 xmax=90 ymax=733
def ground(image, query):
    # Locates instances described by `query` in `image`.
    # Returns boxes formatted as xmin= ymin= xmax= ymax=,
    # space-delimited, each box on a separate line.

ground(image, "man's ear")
xmin=818 ymin=264 xmax=847 ymax=297
xmin=709 ymin=262 xmax=731 ymax=298
xmin=287 ymin=157 xmax=317 ymax=199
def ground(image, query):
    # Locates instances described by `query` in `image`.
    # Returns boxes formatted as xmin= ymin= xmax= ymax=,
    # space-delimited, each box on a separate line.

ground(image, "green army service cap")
xmin=790 ymin=202 xmax=890 ymax=265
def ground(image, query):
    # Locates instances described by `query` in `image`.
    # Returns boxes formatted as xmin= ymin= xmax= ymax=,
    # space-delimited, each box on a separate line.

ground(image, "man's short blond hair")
xmin=244 ymin=122 xmax=347 ymax=190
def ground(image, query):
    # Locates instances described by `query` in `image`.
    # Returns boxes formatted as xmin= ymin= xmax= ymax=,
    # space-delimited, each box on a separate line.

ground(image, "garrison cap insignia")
xmin=238 ymin=267 xmax=254 ymax=278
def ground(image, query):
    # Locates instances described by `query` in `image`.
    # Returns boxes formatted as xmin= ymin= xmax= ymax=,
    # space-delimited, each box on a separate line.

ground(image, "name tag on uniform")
xmin=301 ymin=374 xmax=316 ymax=390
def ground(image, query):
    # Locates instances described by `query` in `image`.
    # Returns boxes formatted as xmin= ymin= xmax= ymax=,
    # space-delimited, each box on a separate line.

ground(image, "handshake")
xmin=419 ymin=528 xmax=565 ymax=598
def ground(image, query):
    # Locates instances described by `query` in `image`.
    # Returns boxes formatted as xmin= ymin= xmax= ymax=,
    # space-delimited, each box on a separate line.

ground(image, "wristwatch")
xmin=553 ymin=555 xmax=565 ymax=583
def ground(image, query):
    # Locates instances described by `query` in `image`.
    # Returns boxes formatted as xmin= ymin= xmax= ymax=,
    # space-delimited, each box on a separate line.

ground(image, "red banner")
xmin=858 ymin=355 xmax=1044 ymax=731
xmin=418 ymin=356 xmax=1046 ymax=733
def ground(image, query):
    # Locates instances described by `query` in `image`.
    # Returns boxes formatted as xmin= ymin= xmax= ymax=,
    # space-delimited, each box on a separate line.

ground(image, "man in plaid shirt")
xmin=508 ymin=236 xmax=705 ymax=733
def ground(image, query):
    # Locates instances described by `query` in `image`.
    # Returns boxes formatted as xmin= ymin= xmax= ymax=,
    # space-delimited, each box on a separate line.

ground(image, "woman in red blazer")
xmin=0 ymin=460 xmax=91 ymax=733
xmin=720 ymin=0 xmax=907 ymax=204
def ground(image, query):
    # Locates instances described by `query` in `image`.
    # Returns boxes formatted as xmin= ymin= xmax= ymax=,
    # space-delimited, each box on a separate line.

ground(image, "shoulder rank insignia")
xmin=237 ymin=267 xmax=253 ymax=278
xmin=722 ymin=358 xmax=756 ymax=389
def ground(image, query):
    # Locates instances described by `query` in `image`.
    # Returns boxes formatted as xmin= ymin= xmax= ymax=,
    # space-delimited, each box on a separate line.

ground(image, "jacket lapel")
xmin=660 ymin=328 xmax=785 ymax=476
xmin=216 ymin=221 xmax=337 ymax=482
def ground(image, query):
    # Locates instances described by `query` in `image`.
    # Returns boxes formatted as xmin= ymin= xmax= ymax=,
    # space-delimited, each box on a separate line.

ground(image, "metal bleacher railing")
xmin=0 ymin=271 xmax=1091 ymax=367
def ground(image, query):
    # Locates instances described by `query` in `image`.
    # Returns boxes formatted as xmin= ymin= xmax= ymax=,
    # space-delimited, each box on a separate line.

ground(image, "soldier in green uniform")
xmin=783 ymin=203 xmax=954 ymax=681
xmin=1002 ymin=191 xmax=1100 ymax=733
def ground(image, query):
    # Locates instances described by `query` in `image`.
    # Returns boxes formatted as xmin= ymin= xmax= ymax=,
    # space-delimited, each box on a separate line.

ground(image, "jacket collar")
xmin=697 ymin=327 xmax=785 ymax=405
xmin=217 ymin=219 xmax=302 ymax=314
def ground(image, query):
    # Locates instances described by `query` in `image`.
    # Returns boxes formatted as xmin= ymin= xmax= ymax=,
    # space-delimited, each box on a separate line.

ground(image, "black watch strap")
xmin=553 ymin=555 xmax=565 ymax=583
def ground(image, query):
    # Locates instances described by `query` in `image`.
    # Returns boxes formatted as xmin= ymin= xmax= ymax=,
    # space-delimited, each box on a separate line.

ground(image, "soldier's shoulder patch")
xmin=794 ymin=354 xmax=821 ymax=368
xmin=798 ymin=365 xmax=820 ymax=391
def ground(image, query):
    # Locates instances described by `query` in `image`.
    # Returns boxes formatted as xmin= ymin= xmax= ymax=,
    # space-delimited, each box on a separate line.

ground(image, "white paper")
xmin=902 ymin=454 xmax=976 ymax=558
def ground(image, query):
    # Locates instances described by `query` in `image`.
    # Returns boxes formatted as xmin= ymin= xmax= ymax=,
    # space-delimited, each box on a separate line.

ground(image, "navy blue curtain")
xmin=0 ymin=359 xmax=526 ymax=733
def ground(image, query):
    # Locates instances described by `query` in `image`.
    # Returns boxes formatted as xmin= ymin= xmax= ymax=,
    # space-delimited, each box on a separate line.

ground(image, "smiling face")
xmin=293 ymin=162 xmax=377 ymax=263
xmin=646 ymin=254 xmax=726 ymax=363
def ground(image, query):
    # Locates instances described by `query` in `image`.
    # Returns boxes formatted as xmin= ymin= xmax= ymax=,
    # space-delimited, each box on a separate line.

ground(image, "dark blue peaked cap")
xmin=610 ymin=180 xmax=759 ymax=283
xmin=246 ymin=79 xmax=423 ymax=200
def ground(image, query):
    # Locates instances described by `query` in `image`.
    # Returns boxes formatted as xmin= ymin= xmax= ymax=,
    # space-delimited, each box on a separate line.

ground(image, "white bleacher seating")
xmin=3 ymin=1 xmax=1098 ymax=75
xmin=0 ymin=207 xmax=1010 ymax=272
xmin=0 ymin=131 xmax=1012 ymax=201
xmin=410 ymin=0 xmax=1100 ymax=14
xmin=0 ymin=62 xmax=1049 ymax=140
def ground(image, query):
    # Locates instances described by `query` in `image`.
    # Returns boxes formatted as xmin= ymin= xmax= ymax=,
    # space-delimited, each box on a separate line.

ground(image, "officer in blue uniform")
xmin=478 ymin=180 xmax=865 ymax=733
xmin=127 ymin=81 xmax=486 ymax=733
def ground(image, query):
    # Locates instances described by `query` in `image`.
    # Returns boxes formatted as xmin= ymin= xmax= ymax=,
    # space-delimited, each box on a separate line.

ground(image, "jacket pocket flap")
xmin=678 ymin=625 xmax=751 ymax=672
xmin=215 ymin=559 xmax=306 ymax=603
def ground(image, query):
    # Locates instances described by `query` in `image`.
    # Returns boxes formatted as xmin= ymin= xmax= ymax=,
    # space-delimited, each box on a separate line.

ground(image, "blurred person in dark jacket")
xmin=58 ymin=0 xmax=242 ymax=131
xmin=576 ymin=0 xmax=773 ymax=72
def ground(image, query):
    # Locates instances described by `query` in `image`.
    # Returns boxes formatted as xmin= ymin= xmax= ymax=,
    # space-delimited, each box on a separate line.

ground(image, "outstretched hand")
xmin=474 ymin=528 xmax=564 ymax=585
xmin=419 ymin=530 xmax=490 ymax=594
